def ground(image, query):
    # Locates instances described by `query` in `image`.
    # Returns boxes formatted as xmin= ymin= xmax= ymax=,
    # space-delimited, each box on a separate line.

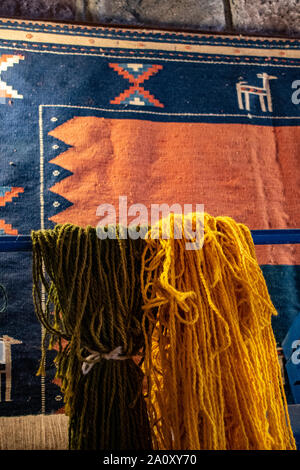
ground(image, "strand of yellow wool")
xmin=141 ymin=212 xmax=296 ymax=450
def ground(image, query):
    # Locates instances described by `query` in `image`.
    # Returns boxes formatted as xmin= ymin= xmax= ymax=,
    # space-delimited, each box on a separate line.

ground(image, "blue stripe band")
xmin=0 ymin=229 xmax=299 ymax=251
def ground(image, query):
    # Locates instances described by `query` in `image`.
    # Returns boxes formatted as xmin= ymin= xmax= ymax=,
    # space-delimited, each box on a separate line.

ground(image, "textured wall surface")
xmin=230 ymin=0 xmax=300 ymax=36
xmin=0 ymin=0 xmax=299 ymax=36
xmin=0 ymin=0 xmax=76 ymax=21
xmin=78 ymin=0 xmax=226 ymax=31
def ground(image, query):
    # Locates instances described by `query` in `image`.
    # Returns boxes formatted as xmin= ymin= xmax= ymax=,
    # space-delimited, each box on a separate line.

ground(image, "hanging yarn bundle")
xmin=32 ymin=223 xmax=152 ymax=450
xmin=141 ymin=212 xmax=296 ymax=450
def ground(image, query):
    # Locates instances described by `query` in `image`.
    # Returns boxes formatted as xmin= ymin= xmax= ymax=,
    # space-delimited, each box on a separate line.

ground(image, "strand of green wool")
xmin=32 ymin=223 xmax=152 ymax=450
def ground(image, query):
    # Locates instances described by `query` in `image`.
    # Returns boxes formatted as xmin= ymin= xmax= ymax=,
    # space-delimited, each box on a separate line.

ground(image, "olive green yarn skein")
xmin=32 ymin=223 xmax=152 ymax=450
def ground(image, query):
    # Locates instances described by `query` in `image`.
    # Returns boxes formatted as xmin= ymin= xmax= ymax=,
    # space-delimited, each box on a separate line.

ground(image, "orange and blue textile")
xmin=0 ymin=18 xmax=299 ymax=416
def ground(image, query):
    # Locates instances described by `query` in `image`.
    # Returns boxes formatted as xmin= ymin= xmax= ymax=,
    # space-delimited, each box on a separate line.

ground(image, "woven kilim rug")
xmin=0 ymin=18 xmax=299 ymax=416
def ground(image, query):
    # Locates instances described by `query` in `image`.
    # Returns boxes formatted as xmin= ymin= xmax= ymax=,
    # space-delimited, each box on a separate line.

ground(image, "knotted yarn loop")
xmin=81 ymin=346 xmax=129 ymax=375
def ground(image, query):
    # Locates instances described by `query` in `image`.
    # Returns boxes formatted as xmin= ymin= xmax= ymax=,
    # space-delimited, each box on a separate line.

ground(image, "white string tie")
xmin=82 ymin=346 xmax=128 ymax=375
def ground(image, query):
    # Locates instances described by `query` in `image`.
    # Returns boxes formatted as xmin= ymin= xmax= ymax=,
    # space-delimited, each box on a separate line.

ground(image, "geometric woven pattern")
xmin=0 ymin=55 xmax=24 ymax=104
xmin=109 ymin=63 xmax=164 ymax=107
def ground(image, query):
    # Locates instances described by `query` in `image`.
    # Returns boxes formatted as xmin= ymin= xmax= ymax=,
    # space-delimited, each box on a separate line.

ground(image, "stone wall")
xmin=0 ymin=0 xmax=299 ymax=37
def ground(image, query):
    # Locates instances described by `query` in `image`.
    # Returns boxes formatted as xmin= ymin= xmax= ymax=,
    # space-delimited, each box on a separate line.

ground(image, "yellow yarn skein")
xmin=141 ymin=212 xmax=296 ymax=450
